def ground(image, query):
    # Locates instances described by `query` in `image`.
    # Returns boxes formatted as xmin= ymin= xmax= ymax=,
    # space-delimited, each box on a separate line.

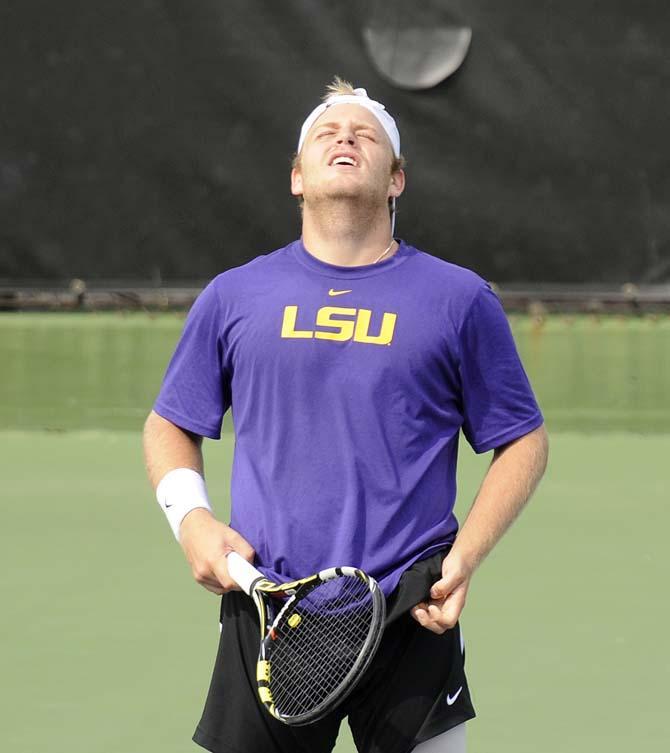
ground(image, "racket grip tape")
xmin=226 ymin=551 xmax=265 ymax=595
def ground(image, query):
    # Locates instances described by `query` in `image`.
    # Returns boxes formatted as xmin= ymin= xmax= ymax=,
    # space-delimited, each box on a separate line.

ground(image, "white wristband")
xmin=155 ymin=468 xmax=213 ymax=541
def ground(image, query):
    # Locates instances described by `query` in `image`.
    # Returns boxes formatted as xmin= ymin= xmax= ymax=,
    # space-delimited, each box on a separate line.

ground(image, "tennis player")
xmin=143 ymin=78 xmax=549 ymax=753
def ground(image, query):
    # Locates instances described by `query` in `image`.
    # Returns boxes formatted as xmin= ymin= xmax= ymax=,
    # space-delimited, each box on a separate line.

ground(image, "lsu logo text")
xmin=281 ymin=305 xmax=397 ymax=346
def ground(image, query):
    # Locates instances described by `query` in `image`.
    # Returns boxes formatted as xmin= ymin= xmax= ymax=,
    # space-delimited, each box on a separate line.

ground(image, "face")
xmin=291 ymin=103 xmax=404 ymax=210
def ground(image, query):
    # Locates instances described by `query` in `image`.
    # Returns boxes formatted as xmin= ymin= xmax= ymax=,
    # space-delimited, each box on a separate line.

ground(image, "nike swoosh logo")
xmin=328 ymin=288 xmax=352 ymax=296
xmin=446 ymin=686 xmax=463 ymax=706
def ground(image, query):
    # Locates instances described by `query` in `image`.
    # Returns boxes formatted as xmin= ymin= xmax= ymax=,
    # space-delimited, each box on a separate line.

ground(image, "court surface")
xmin=2 ymin=313 xmax=668 ymax=751
xmin=2 ymin=429 xmax=668 ymax=752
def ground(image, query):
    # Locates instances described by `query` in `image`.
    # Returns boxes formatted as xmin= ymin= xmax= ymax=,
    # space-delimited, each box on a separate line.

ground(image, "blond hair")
xmin=322 ymin=75 xmax=358 ymax=101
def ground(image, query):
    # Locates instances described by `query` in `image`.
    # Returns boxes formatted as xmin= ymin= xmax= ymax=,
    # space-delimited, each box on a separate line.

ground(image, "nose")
xmin=336 ymin=126 xmax=357 ymax=146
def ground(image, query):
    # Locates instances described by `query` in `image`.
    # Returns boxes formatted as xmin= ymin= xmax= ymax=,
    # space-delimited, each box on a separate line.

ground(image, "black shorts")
xmin=193 ymin=549 xmax=476 ymax=753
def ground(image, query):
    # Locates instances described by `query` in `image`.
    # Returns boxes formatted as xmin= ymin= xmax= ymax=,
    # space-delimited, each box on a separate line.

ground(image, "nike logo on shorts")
xmin=446 ymin=686 xmax=463 ymax=705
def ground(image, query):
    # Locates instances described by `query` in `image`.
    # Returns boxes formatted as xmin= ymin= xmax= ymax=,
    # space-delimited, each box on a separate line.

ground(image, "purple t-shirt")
xmin=154 ymin=239 xmax=543 ymax=595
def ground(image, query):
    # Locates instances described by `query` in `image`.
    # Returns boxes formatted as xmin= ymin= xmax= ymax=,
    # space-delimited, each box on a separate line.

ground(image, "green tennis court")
xmin=2 ymin=314 xmax=669 ymax=752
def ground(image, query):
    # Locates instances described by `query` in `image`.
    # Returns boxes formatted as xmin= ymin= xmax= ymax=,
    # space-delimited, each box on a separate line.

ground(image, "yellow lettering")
xmin=314 ymin=306 xmax=356 ymax=341
xmin=281 ymin=305 xmax=397 ymax=345
xmin=353 ymin=309 xmax=397 ymax=345
xmin=281 ymin=305 xmax=313 ymax=338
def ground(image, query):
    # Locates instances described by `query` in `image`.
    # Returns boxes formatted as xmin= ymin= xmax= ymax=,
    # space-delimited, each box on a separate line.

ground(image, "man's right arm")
xmin=143 ymin=410 xmax=254 ymax=595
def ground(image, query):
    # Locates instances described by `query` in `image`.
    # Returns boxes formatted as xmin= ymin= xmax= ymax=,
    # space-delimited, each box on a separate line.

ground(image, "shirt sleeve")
xmin=153 ymin=279 xmax=231 ymax=439
xmin=458 ymin=283 xmax=544 ymax=453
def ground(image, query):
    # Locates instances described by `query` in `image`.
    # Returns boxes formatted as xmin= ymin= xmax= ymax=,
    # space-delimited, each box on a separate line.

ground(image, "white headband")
xmin=297 ymin=87 xmax=400 ymax=157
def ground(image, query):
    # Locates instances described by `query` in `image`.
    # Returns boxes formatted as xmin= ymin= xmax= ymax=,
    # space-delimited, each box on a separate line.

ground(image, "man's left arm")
xmin=411 ymin=423 xmax=549 ymax=634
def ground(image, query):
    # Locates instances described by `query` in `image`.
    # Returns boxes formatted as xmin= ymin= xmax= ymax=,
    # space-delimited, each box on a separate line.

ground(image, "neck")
xmin=301 ymin=202 xmax=396 ymax=267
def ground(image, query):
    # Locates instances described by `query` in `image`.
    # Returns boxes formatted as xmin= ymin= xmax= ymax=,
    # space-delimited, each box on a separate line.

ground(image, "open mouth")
xmin=329 ymin=155 xmax=358 ymax=167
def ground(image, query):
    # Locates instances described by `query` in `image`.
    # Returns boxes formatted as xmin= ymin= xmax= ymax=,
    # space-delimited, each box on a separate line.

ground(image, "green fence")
xmin=2 ymin=313 xmax=669 ymax=433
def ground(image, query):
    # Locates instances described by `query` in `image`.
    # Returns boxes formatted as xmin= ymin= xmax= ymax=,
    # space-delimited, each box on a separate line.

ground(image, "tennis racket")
xmin=226 ymin=551 xmax=386 ymax=726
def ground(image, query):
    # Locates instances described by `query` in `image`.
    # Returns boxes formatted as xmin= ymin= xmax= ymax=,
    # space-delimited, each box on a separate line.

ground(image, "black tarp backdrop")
xmin=1 ymin=0 xmax=668 ymax=284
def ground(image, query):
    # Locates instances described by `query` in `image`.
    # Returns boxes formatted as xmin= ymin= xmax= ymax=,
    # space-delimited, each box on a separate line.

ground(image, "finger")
xmin=189 ymin=567 xmax=226 ymax=593
xmin=410 ymin=603 xmax=429 ymax=626
xmin=411 ymin=604 xmax=446 ymax=634
xmin=424 ymin=594 xmax=463 ymax=630
xmin=191 ymin=560 xmax=234 ymax=593
xmin=192 ymin=563 xmax=217 ymax=586
xmin=412 ymin=603 xmax=447 ymax=635
xmin=202 ymin=572 xmax=237 ymax=594
xmin=430 ymin=574 xmax=462 ymax=600
xmin=441 ymin=588 xmax=467 ymax=627
xmin=201 ymin=581 xmax=225 ymax=595
xmin=428 ymin=585 xmax=467 ymax=630
xmin=427 ymin=603 xmax=444 ymax=620
xmin=197 ymin=573 xmax=226 ymax=591
xmin=412 ymin=598 xmax=454 ymax=634
xmin=423 ymin=603 xmax=448 ymax=634
xmin=422 ymin=620 xmax=447 ymax=635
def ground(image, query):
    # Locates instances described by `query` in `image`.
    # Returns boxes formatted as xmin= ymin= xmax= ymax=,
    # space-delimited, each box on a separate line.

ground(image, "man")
xmin=143 ymin=78 xmax=548 ymax=753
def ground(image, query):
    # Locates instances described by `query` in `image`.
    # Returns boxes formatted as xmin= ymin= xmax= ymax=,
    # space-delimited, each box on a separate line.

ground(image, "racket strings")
xmin=266 ymin=575 xmax=382 ymax=719
xmin=271 ymin=611 xmax=371 ymax=713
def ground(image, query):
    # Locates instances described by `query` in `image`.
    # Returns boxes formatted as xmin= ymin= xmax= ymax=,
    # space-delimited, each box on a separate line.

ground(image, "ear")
xmin=388 ymin=168 xmax=405 ymax=200
xmin=290 ymin=167 xmax=304 ymax=197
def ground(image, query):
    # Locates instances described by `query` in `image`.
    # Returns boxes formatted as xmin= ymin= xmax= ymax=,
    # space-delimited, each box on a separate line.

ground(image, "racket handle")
xmin=226 ymin=551 xmax=264 ymax=595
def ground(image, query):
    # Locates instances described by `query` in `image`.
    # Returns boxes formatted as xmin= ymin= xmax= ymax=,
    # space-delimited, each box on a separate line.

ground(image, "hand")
xmin=410 ymin=551 xmax=473 ymax=634
xmin=179 ymin=508 xmax=255 ymax=595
